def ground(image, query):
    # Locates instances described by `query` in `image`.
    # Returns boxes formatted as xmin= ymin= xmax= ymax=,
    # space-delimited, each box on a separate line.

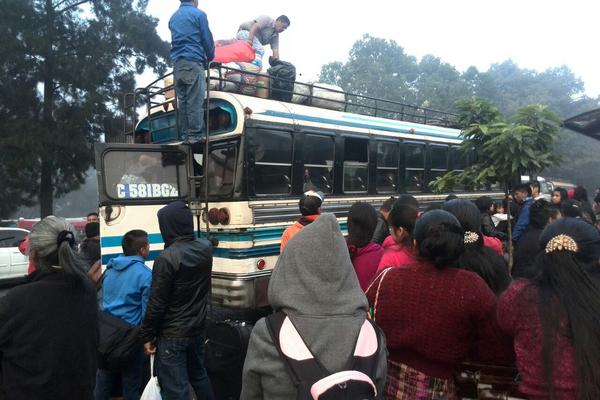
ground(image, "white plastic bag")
xmin=141 ymin=355 xmax=162 ymax=400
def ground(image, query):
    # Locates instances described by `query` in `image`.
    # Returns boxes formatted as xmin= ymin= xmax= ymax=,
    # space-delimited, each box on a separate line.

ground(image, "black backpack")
xmin=268 ymin=59 xmax=296 ymax=102
xmin=266 ymin=311 xmax=381 ymax=400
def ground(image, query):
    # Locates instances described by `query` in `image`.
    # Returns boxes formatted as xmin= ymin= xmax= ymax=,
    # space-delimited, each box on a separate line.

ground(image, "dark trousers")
xmin=156 ymin=335 xmax=215 ymax=400
xmin=174 ymin=59 xmax=205 ymax=140
xmin=95 ymin=347 xmax=145 ymax=400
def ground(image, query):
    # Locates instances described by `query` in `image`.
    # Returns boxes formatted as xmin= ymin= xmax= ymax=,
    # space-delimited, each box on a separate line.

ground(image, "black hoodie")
xmin=139 ymin=201 xmax=212 ymax=341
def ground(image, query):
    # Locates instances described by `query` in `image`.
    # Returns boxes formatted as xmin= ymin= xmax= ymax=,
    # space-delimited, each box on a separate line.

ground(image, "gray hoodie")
xmin=240 ymin=213 xmax=388 ymax=399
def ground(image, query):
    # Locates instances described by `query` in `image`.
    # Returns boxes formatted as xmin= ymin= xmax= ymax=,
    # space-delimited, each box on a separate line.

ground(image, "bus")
xmin=96 ymin=66 xmax=500 ymax=317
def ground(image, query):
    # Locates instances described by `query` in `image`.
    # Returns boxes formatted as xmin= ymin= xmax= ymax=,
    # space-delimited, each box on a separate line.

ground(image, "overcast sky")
xmin=145 ymin=0 xmax=599 ymax=98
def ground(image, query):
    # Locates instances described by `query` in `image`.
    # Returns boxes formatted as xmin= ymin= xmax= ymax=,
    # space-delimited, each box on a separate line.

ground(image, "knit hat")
xmin=85 ymin=222 xmax=100 ymax=238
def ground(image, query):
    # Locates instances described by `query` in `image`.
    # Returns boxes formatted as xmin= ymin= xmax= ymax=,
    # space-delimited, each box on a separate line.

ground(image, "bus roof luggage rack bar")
xmin=119 ymin=65 xmax=460 ymax=142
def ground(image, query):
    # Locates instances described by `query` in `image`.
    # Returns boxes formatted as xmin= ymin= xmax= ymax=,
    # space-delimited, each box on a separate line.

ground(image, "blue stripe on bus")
xmin=340 ymin=114 xmax=460 ymax=136
xmin=257 ymin=110 xmax=460 ymax=139
xmin=102 ymin=244 xmax=281 ymax=265
xmin=102 ymin=223 xmax=348 ymax=247
xmin=101 ymin=232 xmax=164 ymax=248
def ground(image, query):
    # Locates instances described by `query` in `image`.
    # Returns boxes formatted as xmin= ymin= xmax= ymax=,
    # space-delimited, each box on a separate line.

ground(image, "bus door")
xmin=95 ymin=143 xmax=193 ymax=267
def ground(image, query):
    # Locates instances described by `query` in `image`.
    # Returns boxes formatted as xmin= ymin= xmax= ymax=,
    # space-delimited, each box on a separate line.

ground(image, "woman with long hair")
xmin=0 ymin=216 xmax=98 ymax=399
xmin=367 ymin=210 xmax=513 ymax=399
xmin=375 ymin=201 xmax=419 ymax=274
xmin=498 ymin=218 xmax=600 ymax=400
xmin=443 ymin=199 xmax=511 ymax=295
xmin=346 ymin=202 xmax=384 ymax=291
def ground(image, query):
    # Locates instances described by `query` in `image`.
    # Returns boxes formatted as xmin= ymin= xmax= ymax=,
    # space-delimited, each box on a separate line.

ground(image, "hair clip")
xmin=544 ymin=234 xmax=578 ymax=254
xmin=464 ymin=231 xmax=479 ymax=244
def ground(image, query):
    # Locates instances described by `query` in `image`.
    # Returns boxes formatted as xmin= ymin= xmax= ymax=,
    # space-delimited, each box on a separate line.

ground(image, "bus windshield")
xmin=102 ymin=149 xmax=188 ymax=201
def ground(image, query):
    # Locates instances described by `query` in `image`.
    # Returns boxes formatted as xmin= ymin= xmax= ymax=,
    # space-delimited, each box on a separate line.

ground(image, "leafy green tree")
xmin=432 ymin=98 xmax=561 ymax=267
xmin=0 ymin=0 xmax=169 ymax=218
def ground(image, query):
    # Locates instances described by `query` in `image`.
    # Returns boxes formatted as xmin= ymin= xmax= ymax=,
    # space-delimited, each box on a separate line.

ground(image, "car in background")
xmin=0 ymin=227 xmax=29 ymax=283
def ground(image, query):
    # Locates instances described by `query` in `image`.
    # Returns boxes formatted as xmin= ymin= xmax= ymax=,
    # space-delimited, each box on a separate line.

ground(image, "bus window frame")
xmin=302 ymin=132 xmax=336 ymax=195
xmin=343 ymin=136 xmax=370 ymax=194
xmin=404 ymin=141 xmax=426 ymax=193
xmin=375 ymin=139 xmax=400 ymax=194
xmin=95 ymin=143 xmax=192 ymax=207
xmin=429 ymin=144 xmax=449 ymax=185
xmin=250 ymin=128 xmax=295 ymax=197
xmin=205 ymin=140 xmax=240 ymax=198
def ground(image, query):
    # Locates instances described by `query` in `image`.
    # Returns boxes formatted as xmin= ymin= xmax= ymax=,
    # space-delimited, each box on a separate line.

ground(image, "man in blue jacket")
xmin=95 ymin=230 xmax=152 ymax=400
xmin=169 ymin=0 xmax=214 ymax=143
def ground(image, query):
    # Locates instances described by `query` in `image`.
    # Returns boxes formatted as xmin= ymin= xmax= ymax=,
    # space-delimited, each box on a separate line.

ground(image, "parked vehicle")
xmin=0 ymin=227 xmax=29 ymax=282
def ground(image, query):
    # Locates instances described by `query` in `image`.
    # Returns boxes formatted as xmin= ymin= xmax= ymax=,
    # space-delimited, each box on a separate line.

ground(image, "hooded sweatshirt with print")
xmin=102 ymin=255 xmax=152 ymax=326
xmin=241 ymin=213 xmax=388 ymax=400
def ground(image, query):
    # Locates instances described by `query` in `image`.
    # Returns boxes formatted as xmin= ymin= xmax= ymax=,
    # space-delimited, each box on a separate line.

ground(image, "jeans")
xmin=174 ymin=59 xmax=206 ymax=141
xmin=95 ymin=347 xmax=145 ymax=400
xmin=155 ymin=335 xmax=215 ymax=400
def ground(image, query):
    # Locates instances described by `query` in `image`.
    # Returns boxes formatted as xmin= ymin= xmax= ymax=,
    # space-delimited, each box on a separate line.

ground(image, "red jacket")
xmin=348 ymin=241 xmax=384 ymax=291
xmin=498 ymin=281 xmax=576 ymax=400
xmin=375 ymin=243 xmax=418 ymax=275
xmin=366 ymin=262 xmax=513 ymax=379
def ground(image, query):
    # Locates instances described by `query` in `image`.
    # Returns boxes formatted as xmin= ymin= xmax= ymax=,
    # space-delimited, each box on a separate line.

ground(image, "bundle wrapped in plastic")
xmin=223 ymin=62 xmax=261 ymax=95
xmin=291 ymin=82 xmax=311 ymax=104
xmin=309 ymin=83 xmax=346 ymax=111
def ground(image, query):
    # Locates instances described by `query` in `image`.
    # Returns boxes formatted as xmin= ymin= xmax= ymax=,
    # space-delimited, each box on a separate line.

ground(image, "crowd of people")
xmin=0 ymin=202 xmax=215 ymax=400
xmin=241 ymin=184 xmax=600 ymax=400
xmin=1 ymin=183 xmax=600 ymax=399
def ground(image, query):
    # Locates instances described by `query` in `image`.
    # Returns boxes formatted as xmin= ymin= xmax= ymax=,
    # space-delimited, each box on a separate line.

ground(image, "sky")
xmin=145 ymin=0 xmax=600 ymax=98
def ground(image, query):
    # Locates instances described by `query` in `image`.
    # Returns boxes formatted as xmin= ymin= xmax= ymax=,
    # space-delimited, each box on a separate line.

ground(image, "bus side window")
xmin=376 ymin=141 xmax=399 ymax=193
xmin=208 ymin=107 xmax=233 ymax=133
xmin=253 ymin=130 xmax=293 ymax=195
xmin=405 ymin=142 xmax=425 ymax=192
xmin=343 ymin=137 xmax=369 ymax=193
xmin=303 ymin=135 xmax=334 ymax=194
xmin=430 ymin=145 xmax=448 ymax=182
xmin=451 ymin=146 xmax=468 ymax=191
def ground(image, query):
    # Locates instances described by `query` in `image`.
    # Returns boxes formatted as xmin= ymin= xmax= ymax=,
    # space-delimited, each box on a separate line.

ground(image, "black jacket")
xmin=371 ymin=212 xmax=390 ymax=245
xmin=0 ymin=271 xmax=98 ymax=400
xmin=140 ymin=236 xmax=212 ymax=341
xmin=481 ymin=213 xmax=507 ymax=241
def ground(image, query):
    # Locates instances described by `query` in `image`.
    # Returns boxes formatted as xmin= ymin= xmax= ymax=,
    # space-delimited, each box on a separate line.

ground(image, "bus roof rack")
xmin=120 ymin=65 xmax=460 ymax=141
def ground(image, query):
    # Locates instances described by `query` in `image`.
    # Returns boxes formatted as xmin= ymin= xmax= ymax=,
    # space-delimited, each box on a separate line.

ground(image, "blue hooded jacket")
xmin=102 ymin=255 xmax=152 ymax=326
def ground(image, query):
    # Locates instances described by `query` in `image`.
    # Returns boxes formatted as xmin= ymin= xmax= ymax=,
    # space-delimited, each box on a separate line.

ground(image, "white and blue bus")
xmin=96 ymin=67 xmax=500 ymax=315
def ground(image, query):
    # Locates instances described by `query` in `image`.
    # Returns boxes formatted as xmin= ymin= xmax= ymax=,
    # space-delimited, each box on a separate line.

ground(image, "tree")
xmin=0 ymin=0 xmax=169 ymax=218
xmin=431 ymin=98 xmax=561 ymax=268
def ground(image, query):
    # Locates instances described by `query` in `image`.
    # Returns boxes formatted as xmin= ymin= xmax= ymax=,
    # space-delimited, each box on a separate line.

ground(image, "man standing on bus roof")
xmin=280 ymin=190 xmax=323 ymax=252
xmin=169 ymin=0 xmax=215 ymax=143
xmin=237 ymin=15 xmax=290 ymax=61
